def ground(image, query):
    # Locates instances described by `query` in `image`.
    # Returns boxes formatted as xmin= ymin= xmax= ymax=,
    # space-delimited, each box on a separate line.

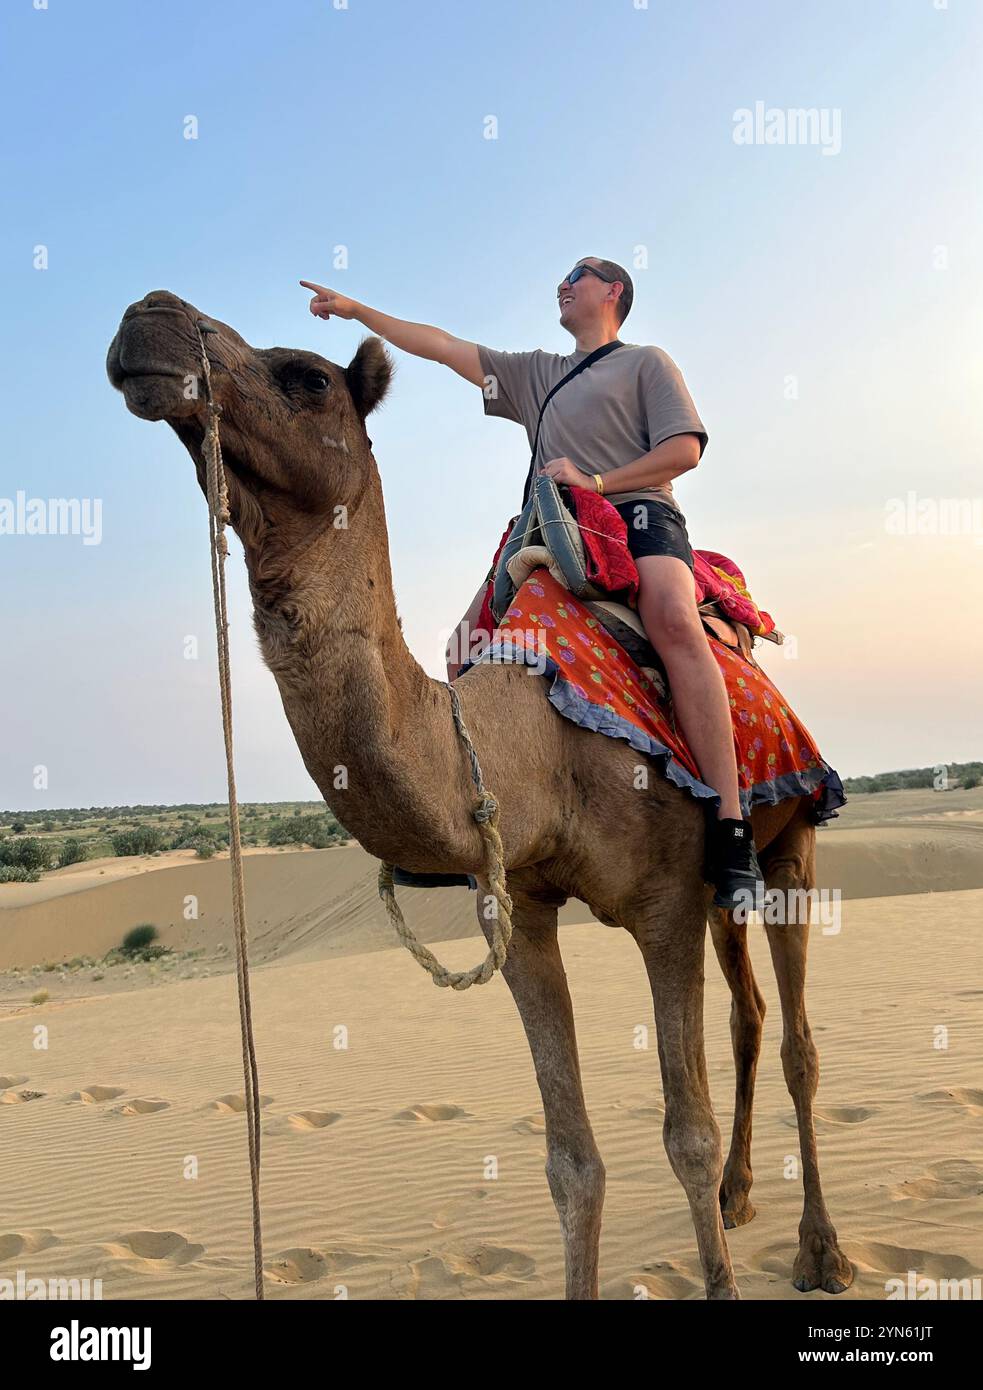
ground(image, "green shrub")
xmin=0 ymin=837 xmax=53 ymax=872
xmin=0 ymin=864 xmax=41 ymax=883
xmin=266 ymin=813 xmax=344 ymax=850
xmin=121 ymin=923 xmax=159 ymax=954
xmin=30 ymin=989 xmax=49 ymax=1005
xmin=111 ymin=827 xmax=164 ymax=857
xmin=59 ymin=838 xmax=87 ymax=866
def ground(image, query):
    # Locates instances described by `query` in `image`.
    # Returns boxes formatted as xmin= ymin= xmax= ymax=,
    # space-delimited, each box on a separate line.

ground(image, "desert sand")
xmin=1 ymin=789 xmax=981 ymax=1300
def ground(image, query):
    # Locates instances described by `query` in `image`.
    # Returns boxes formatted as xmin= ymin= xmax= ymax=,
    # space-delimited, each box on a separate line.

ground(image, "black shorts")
xmin=612 ymin=498 xmax=694 ymax=570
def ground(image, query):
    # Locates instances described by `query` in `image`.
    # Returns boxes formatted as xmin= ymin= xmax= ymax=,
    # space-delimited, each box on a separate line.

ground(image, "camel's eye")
xmin=304 ymin=370 xmax=330 ymax=392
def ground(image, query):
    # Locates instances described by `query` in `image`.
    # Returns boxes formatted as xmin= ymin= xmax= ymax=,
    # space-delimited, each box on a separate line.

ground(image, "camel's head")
xmin=107 ymin=290 xmax=392 ymax=546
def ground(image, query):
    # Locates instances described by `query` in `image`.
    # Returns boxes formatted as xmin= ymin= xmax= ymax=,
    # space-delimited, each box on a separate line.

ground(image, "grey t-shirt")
xmin=476 ymin=341 xmax=707 ymax=509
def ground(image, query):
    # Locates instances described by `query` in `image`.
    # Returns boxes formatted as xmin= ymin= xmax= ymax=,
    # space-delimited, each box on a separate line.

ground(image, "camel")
xmin=107 ymin=290 xmax=853 ymax=1301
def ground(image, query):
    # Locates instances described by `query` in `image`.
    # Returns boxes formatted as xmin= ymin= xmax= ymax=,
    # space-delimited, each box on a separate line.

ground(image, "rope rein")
xmin=379 ymin=684 xmax=514 ymax=989
xmin=195 ymin=322 xmax=265 ymax=1300
xmin=192 ymin=322 xmax=514 ymax=1307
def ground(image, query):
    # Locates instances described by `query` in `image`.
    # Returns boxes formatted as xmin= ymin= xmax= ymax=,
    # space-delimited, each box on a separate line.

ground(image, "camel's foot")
xmin=719 ymin=1168 xmax=757 ymax=1229
xmin=792 ymin=1226 xmax=854 ymax=1294
xmin=717 ymin=1189 xmax=756 ymax=1223
xmin=707 ymin=1279 xmax=741 ymax=1301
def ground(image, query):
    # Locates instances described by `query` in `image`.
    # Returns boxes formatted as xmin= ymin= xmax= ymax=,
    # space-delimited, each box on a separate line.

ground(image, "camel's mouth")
xmin=107 ymin=292 xmax=212 ymax=423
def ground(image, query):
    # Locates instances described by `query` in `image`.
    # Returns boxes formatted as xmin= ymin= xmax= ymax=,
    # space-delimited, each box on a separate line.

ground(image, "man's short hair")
xmin=592 ymin=257 xmax=634 ymax=324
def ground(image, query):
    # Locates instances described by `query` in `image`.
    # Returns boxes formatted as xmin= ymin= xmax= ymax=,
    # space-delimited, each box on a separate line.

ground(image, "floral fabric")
xmin=476 ymin=566 xmax=844 ymax=822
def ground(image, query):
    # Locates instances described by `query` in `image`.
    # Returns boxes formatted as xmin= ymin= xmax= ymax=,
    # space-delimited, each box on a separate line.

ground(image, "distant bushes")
xmin=168 ymin=821 xmax=225 ymax=858
xmin=843 ymin=761 xmax=983 ymax=795
xmin=267 ymin=813 xmax=346 ymax=849
xmin=59 ymin=838 xmax=87 ymax=866
xmin=0 ymin=864 xmax=41 ymax=883
xmin=111 ymin=827 xmax=164 ymax=857
xmin=0 ymin=837 xmax=53 ymax=872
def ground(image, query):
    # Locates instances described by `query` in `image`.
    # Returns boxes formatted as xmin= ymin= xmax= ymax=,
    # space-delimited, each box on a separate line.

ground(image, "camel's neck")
xmin=242 ymin=475 xmax=481 ymax=871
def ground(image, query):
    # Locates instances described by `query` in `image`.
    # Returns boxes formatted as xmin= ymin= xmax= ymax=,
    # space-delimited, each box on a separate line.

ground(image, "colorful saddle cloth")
xmin=473 ymin=566 xmax=844 ymax=822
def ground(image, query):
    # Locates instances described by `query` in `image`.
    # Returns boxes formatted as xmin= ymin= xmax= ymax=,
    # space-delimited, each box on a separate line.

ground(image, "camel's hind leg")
xmin=760 ymin=812 xmax=854 ymax=1294
xmin=709 ymin=907 xmax=766 ymax=1228
xmin=476 ymin=880 xmax=605 ymax=1299
xmin=634 ymin=893 xmax=738 ymax=1300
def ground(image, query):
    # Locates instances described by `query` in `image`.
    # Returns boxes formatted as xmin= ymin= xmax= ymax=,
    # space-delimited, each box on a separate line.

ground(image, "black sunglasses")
xmin=558 ymin=264 xmax=619 ymax=296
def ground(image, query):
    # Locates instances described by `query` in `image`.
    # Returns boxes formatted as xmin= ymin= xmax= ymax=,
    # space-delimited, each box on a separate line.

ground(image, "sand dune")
xmin=1 ymin=788 xmax=981 ymax=1299
xmin=3 ymin=791 xmax=983 ymax=977
xmin=1 ymin=885 xmax=982 ymax=1300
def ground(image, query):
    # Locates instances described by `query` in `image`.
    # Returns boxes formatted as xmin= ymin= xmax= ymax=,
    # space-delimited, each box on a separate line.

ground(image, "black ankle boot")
xmin=705 ymin=816 xmax=763 ymax=911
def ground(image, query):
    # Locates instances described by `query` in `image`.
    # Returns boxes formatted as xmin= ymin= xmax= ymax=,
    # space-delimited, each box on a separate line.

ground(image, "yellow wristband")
xmin=593 ymin=473 xmax=604 ymax=495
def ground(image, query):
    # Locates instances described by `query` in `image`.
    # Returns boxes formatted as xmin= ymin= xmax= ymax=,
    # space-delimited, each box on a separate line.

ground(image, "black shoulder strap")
xmin=522 ymin=339 xmax=624 ymax=507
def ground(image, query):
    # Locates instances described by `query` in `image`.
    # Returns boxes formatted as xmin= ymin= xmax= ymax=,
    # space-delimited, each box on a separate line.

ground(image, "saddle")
xmin=490 ymin=478 xmax=779 ymax=687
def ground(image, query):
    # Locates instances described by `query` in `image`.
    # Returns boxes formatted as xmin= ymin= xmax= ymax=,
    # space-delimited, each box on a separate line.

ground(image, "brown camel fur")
xmin=107 ymin=291 xmax=853 ymax=1300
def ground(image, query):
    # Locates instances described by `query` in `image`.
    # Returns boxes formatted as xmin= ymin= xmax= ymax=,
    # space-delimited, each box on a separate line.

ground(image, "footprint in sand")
xmin=0 ymin=1230 xmax=59 ymax=1261
xmin=432 ymin=1187 xmax=491 ymax=1231
xmin=917 ymin=1087 xmax=983 ymax=1118
xmin=68 ymin=1085 xmax=126 ymax=1105
xmin=626 ymin=1260 xmax=700 ymax=1300
xmin=102 ymin=1231 xmax=204 ymax=1267
xmin=393 ymin=1103 xmax=470 ymax=1123
xmin=512 ymin=1114 xmax=546 ymax=1135
xmin=842 ymin=1239 xmax=979 ymax=1282
xmin=1 ymin=1088 xmax=46 ymax=1104
xmin=204 ymin=1093 xmax=273 ymax=1114
xmin=264 ymin=1245 xmax=374 ymax=1286
xmin=285 ymin=1110 xmax=342 ymax=1131
xmin=402 ymin=1244 xmax=537 ymax=1298
xmin=0 ymin=1075 xmax=29 ymax=1090
xmin=781 ymin=1103 xmax=875 ymax=1128
xmin=611 ymin=1097 xmax=665 ymax=1122
xmin=890 ymin=1159 xmax=983 ymax=1202
xmin=750 ymin=1240 xmax=815 ymax=1280
xmin=116 ymin=1098 xmax=170 ymax=1116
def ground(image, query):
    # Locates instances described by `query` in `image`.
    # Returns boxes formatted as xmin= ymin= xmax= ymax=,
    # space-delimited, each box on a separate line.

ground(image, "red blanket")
xmin=475 ymin=491 xmax=777 ymax=641
xmin=476 ymin=567 xmax=843 ymax=822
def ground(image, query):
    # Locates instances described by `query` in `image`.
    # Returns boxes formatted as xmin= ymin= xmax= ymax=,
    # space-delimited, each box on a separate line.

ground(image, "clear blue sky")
xmin=1 ymin=0 xmax=980 ymax=807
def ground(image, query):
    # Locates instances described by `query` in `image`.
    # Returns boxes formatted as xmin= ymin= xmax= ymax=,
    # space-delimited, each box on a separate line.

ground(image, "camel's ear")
xmin=345 ymin=336 xmax=393 ymax=419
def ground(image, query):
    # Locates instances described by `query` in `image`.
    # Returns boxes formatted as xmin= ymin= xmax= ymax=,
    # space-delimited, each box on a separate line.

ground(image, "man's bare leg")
xmin=634 ymin=554 xmax=742 ymax=820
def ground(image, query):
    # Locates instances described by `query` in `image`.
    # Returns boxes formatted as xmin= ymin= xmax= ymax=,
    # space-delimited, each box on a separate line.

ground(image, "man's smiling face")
xmin=557 ymin=257 xmax=621 ymax=333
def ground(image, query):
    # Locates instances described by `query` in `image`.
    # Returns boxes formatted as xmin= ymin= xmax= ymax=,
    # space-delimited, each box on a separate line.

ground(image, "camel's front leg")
xmin=477 ymin=884 xmax=605 ymax=1299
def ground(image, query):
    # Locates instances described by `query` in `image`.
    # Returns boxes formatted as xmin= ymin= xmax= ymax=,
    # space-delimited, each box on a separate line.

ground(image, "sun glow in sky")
xmin=1 ymin=0 xmax=980 ymax=807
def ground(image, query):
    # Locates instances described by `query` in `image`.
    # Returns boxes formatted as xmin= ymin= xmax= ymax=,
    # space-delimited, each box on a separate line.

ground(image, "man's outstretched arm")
xmin=299 ymin=281 xmax=485 ymax=387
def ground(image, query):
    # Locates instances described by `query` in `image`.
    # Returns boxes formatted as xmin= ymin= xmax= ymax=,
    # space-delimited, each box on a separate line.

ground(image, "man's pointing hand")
xmin=300 ymin=281 xmax=360 ymax=321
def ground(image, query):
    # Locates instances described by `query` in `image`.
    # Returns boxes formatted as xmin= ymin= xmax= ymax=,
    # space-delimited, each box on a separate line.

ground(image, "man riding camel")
xmin=300 ymin=258 xmax=760 ymax=906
